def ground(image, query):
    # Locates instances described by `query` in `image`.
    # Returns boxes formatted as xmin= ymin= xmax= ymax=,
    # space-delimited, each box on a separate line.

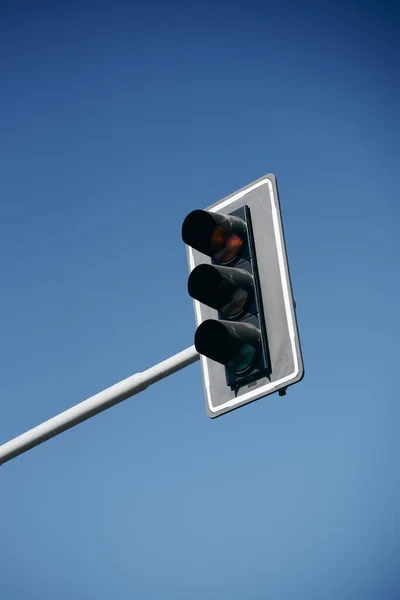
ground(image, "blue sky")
xmin=0 ymin=2 xmax=399 ymax=598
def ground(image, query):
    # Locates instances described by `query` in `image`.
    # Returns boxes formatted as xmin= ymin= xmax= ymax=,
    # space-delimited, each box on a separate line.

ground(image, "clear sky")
xmin=1 ymin=2 xmax=399 ymax=599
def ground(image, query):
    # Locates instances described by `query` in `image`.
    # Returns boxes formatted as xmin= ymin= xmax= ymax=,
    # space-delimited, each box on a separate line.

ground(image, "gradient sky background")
xmin=1 ymin=2 xmax=399 ymax=599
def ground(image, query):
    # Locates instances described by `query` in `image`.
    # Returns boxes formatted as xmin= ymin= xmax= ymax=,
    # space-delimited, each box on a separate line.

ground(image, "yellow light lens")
xmin=220 ymin=288 xmax=249 ymax=318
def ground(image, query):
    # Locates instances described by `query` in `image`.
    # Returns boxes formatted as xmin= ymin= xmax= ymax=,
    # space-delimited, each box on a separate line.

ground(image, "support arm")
xmin=0 ymin=345 xmax=199 ymax=466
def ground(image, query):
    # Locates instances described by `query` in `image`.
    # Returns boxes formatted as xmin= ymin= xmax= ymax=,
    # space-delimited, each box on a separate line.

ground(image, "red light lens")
xmin=210 ymin=226 xmax=243 ymax=263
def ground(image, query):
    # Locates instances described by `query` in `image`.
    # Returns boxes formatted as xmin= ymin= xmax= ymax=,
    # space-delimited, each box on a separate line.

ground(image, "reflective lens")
xmin=210 ymin=226 xmax=243 ymax=263
xmin=220 ymin=288 xmax=249 ymax=318
xmin=226 ymin=343 xmax=257 ymax=374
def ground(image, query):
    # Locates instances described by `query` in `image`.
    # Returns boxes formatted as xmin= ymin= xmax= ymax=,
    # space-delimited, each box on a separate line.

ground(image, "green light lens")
xmin=226 ymin=343 xmax=257 ymax=374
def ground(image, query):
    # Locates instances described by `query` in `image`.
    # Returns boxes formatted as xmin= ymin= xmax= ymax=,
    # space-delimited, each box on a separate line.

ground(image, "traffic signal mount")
xmin=182 ymin=174 xmax=304 ymax=418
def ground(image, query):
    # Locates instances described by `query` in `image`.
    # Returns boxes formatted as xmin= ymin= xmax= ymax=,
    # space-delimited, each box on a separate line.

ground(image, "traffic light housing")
xmin=182 ymin=174 xmax=304 ymax=417
xmin=182 ymin=205 xmax=270 ymax=390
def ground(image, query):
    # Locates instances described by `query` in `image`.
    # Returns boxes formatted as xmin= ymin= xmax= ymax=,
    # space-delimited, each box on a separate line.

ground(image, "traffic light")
xmin=182 ymin=174 xmax=304 ymax=418
xmin=182 ymin=206 xmax=270 ymax=390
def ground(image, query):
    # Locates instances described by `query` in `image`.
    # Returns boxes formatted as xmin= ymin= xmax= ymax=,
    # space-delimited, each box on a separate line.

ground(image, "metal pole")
xmin=0 ymin=345 xmax=199 ymax=466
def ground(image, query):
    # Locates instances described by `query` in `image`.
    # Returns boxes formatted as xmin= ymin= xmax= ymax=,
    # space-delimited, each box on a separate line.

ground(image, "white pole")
xmin=0 ymin=345 xmax=199 ymax=466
